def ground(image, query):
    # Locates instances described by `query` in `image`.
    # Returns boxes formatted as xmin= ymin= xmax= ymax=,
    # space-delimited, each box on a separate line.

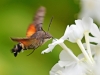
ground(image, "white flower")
xmin=50 ymin=50 xmax=91 ymax=75
xmin=58 ymin=50 xmax=78 ymax=67
xmin=41 ymin=38 xmax=64 ymax=54
xmin=75 ymin=17 xmax=93 ymax=32
xmin=85 ymin=44 xmax=100 ymax=75
xmin=42 ymin=17 xmax=100 ymax=75
xmin=42 ymin=25 xmax=72 ymax=54
xmin=67 ymin=24 xmax=83 ymax=43
xmin=79 ymin=0 xmax=100 ymax=24
xmin=67 ymin=17 xmax=94 ymax=64
xmin=68 ymin=17 xmax=93 ymax=43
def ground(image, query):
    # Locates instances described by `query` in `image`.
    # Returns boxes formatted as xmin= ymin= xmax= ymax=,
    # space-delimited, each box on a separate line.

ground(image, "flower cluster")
xmin=42 ymin=17 xmax=100 ymax=75
xmin=79 ymin=0 xmax=100 ymax=25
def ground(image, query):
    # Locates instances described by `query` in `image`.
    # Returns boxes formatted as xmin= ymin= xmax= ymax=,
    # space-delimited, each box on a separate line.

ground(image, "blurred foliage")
xmin=0 ymin=0 xmax=81 ymax=75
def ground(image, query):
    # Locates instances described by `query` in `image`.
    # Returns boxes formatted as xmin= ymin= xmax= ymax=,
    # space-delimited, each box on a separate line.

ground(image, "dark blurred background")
xmin=0 ymin=0 xmax=81 ymax=75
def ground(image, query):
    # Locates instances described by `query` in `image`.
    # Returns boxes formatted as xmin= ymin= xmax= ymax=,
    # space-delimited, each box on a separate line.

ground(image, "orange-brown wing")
xmin=26 ymin=6 xmax=46 ymax=37
xmin=11 ymin=37 xmax=43 ymax=49
xmin=26 ymin=24 xmax=36 ymax=37
xmin=11 ymin=38 xmax=32 ymax=47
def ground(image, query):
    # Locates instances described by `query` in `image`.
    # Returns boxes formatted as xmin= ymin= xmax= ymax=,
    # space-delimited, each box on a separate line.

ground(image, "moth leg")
xmin=27 ymin=49 xmax=35 ymax=56
xmin=26 ymin=44 xmax=40 ymax=56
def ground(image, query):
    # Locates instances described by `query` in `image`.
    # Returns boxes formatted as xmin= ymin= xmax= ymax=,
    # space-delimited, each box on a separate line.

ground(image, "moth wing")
xmin=26 ymin=24 xmax=36 ymax=37
xmin=33 ymin=6 xmax=46 ymax=30
xmin=11 ymin=37 xmax=32 ymax=47
xmin=26 ymin=6 xmax=46 ymax=37
xmin=11 ymin=37 xmax=43 ymax=48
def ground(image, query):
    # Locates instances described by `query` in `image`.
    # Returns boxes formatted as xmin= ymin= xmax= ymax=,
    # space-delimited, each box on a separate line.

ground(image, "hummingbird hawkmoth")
xmin=11 ymin=6 xmax=52 ymax=57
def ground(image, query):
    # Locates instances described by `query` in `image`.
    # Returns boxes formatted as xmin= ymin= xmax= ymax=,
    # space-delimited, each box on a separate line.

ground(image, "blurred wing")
xmin=11 ymin=37 xmax=31 ymax=46
xmin=11 ymin=37 xmax=43 ymax=48
xmin=26 ymin=24 xmax=36 ymax=37
xmin=33 ymin=6 xmax=46 ymax=30
xmin=26 ymin=6 xmax=46 ymax=37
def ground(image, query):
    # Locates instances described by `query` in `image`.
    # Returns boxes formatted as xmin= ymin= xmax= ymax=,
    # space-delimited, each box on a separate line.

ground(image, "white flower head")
xmin=50 ymin=50 xmax=91 ymax=75
xmin=67 ymin=17 xmax=94 ymax=43
xmin=42 ymin=17 xmax=100 ymax=75
xmin=67 ymin=24 xmax=83 ymax=43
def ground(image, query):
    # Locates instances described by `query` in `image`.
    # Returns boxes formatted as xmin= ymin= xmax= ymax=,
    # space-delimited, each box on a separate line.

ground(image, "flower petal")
xmin=59 ymin=50 xmax=76 ymax=61
xmin=59 ymin=50 xmax=78 ymax=67
xmin=89 ymin=36 xmax=100 ymax=44
xmin=63 ymin=61 xmax=90 ymax=75
xmin=41 ymin=39 xmax=64 ymax=54
xmin=50 ymin=63 xmax=64 ymax=75
xmin=41 ymin=44 xmax=55 ymax=54
xmin=61 ymin=25 xmax=71 ymax=40
xmin=68 ymin=25 xmax=83 ymax=42
xmin=75 ymin=19 xmax=84 ymax=32
xmin=90 ymin=23 xmax=100 ymax=37
xmin=81 ymin=17 xmax=93 ymax=31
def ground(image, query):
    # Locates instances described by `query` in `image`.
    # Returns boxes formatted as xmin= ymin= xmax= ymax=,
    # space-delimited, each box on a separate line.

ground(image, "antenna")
xmin=47 ymin=16 xmax=53 ymax=32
